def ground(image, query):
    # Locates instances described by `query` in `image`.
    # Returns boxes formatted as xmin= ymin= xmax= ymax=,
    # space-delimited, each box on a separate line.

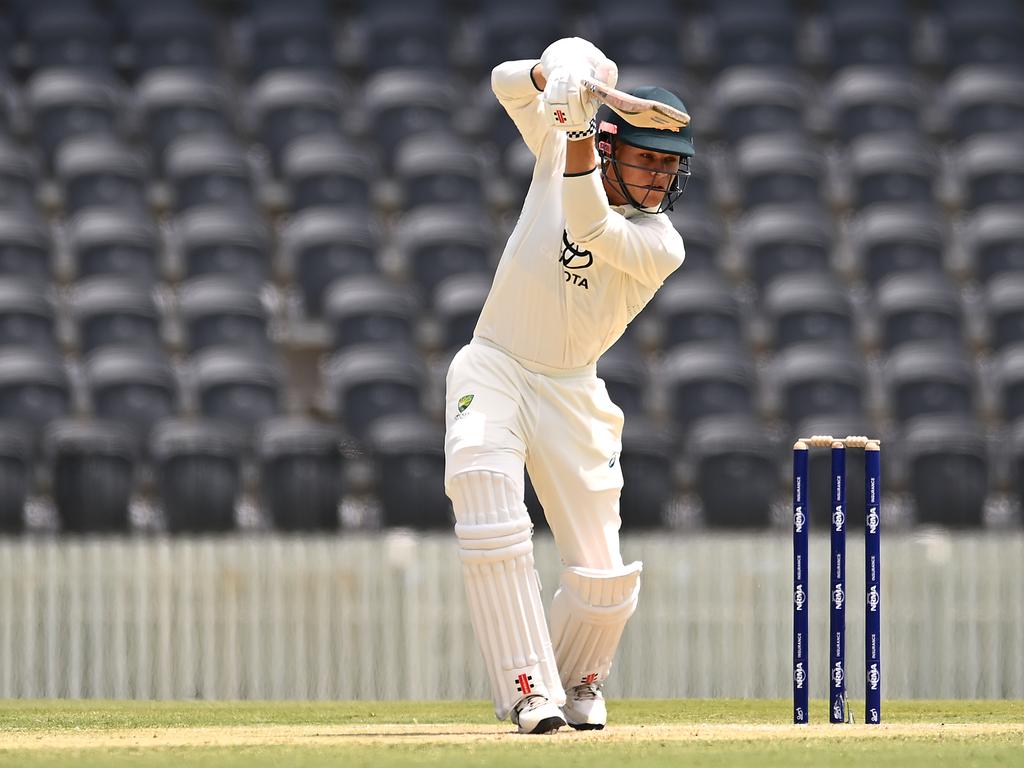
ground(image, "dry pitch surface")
xmin=0 ymin=699 xmax=1021 ymax=767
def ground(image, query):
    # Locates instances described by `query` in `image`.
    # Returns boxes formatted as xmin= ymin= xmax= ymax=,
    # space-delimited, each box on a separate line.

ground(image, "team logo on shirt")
xmin=457 ymin=394 xmax=474 ymax=413
xmin=560 ymin=230 xmax=593 ymax=269
xmin=560 ymin=230 xmax=592 ymax=290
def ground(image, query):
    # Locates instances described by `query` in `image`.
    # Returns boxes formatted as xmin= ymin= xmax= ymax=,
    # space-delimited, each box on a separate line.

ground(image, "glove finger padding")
xmin=593 ymin=57 xmax=618 ymax=91
xmin=543 ymin=68 xmax=597 ymax=133
xmin=541 ymin=37 xmax=602 ymax=80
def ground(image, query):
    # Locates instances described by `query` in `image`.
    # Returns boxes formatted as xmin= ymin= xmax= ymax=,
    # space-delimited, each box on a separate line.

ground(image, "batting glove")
xmin=540 ymin=37 xmax=618 ymax=91
xmin=543 ymin=66 xmax=598 ymax=136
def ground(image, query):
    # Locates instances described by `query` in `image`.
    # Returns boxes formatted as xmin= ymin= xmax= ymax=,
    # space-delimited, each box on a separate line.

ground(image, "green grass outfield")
xmin=0 ymin=699 xmax=1021 ymax=768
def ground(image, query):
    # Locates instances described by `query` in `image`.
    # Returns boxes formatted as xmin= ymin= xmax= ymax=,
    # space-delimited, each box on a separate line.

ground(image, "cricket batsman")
xmin=443 ymin=37 xmax=694 ymax=734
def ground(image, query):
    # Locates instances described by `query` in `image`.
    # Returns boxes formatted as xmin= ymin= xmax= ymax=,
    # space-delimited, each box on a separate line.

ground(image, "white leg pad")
xmin=448 ymin=470 xmax=565 ymax=720
xmin=549 ymin=561 xmax=643 ymax=689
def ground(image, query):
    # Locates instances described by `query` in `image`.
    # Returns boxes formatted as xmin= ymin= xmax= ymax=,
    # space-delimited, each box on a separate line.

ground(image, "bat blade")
xmin=580 ymin=78 xmax=690 ymax=131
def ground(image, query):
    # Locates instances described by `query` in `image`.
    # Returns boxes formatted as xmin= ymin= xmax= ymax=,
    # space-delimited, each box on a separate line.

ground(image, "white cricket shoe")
xmin=562 ymin=683 xmax=607 ymax=730
xmin=510 ymin=694 xmax=566 ymax=734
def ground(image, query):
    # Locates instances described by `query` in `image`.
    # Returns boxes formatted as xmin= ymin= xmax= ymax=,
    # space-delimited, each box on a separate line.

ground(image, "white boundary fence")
xmin=1 ymin=532 xmax=1021 ymax=701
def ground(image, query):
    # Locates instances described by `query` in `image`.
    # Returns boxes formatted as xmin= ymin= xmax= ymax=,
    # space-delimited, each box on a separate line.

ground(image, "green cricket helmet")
xmin=596 ymin=86 xmax=694 ymax=214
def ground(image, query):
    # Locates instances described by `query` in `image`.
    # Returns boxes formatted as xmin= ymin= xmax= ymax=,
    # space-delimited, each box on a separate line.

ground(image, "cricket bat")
xmin=580 ymin=78 xmax=690 ymax=131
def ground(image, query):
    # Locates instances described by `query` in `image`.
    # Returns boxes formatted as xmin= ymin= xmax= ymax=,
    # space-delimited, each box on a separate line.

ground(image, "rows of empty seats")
xmin=0 ymin=0 xmax=1021 ymax=533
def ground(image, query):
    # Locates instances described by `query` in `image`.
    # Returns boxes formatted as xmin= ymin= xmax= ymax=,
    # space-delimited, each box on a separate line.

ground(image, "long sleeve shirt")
xmin=473 ymin=59 xmax=686 ymax=371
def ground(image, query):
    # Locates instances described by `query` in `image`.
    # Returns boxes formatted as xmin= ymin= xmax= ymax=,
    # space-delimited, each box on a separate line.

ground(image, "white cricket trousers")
xmin=444 ymin=338 xmax=626 ymax=569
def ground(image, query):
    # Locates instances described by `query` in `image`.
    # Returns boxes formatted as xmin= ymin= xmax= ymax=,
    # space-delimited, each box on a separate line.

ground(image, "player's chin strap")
xmin=597 ymin=121 xmax=690 ymax=214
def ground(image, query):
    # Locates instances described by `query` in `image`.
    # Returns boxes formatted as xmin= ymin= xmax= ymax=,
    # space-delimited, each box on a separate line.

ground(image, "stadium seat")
xmin=178 ymin=207 xmax=269 ymax=286
xmin=885 ymin=343 xmax=975 ymax=424
xmin=941 ymin=67 xmax=1024 ymax=141
xmin=137 ymin=69 xmax=233 ymax=166
xmin=594 ymin=5 xmax=683 ymax=69
xmin=688 ymin=415 xmax=777 ymax=528
xmin=876 ymin=273 xmax=963 ymax=352
xmin=735 ymin=205 xmax=833 ymax=291
xmin=764 ymin=273 xmax=856 ymax=351
xmin=363 ymin=8 xmax=450 ymax=72
xmin=904 ymin=415 xmax=989 ymax=527
xmin=178 ymin=277 xmax=270 ymax=354
xmin=826 ymin=67 xmax=923 ymax=142
xmin=709 ymin=68 xmax=808 ymax=144
xmin=0 ymin=423 xmax=31 ymax=533
xmin=67 ymin=208 xmax=160 ymax=285
xmin=192 ymin=348 xmax=284 ymax=431
xmin=433 ymin=273 xmax=489 ymax=355
xmin=774 ymin=344 xmax=865 ymax=424
xmin=986 ymin=275 xmax=1024 ymax=352
xmin=151 ymin=418 xmax=244 ymax=532
xmin=849 ymin=134 xmax=937 ymax=209
xmin=280 ymin=208 xmax=379 ymax=317
xmin=258 ymin=417 xmax=343 ymax=532
xmin=826 ymin=0 xmax=912 ymax=70
xmin=393 ymin=133 xmax=486 ymax=212
xmin=795 ymin=415 xmax=878 ymax=529
xmin=712 ymin=0 xmax=797 ymax=69
xmin=27 ymin=69 xmax=123 ymax=161
xmin=657 ymin=271 xmax=744 ymax=350
xmin=0 ymin=211 xmax=51 ymax=283
xmin=247 ymin=0 xmax=335 ymax=79
xmin=83 ymin=347 xmax=178 ymax=437
xmin=70 ymin=278 xmax=161 ymax=355
xmin=127 ymin=3 xmax=218 ymax=75
xmin=391 ymin=206 xmax=494 ymax=300
xmin=282 ymin=134 xmax=374 ymax=212
xmin=848 ymin=205 xmax=946 ymax=287
xmin=735 ymin=133 xmax=825 ymax=209
xmin=995 ymin=344 xmax=1024 ymax=423
xmin=45 ymin=420 xmax=137 ymax=533
xmin=55 ymin=137 xmax=148 ymax=216
xmin=0 ymin=349 xmax=70 ymax=436
xmin=26 ymin=2 xmax=113 ymax=72
xmin=478 ymin=4 xmax=564 ymax=71
xmin=0 ymin=278 xmax=56 ymax=352
xmin=664 ymin=208 xmax=724 ymax=273
xmin=941 ymin=0 xmax=1024 ymax=70
xmin=324 ymin=345 xmax=425 ymax=439
xmin=166 ymin=135 xmax=255 ymax=213
xmin=367 ymin=413 xmax=450 ymax=528
xmin=250 ymin=71 xmax=345 ymax=172
xmin=618 ymin=415 xmax=675 ymax=529
xmin=0 ymin=21 xmax=12 ymax=78
xmin=0 ymin=137 xmax=38 ymax=214
xmin=963 ymin=204 xmax=1024 ymax=286
xmin=962 ymin=134 xmax=1024 ymax=210
xmin=660 ymin=344 xmax=758 ymax=431
xmin=324 ymin=275 xmax=419 ymax=351
xmin=596 ymin=344 xmax=649 ymax=417
xmin=1009 ymin=420 xmax=1024 ymax=519
xmin=363 ymin=70 xmax=455 ymax=162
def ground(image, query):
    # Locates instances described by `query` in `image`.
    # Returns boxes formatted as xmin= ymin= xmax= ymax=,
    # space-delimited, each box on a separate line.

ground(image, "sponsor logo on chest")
xmin=560 ymin=229 xmax=592 ymax=290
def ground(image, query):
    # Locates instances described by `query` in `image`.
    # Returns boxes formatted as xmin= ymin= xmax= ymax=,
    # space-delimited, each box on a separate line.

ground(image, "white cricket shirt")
xmin=474 ymin=59 xmax=686 ymax=371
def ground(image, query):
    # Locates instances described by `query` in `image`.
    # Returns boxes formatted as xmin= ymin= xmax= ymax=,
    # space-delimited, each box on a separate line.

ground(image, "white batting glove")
xmin=543 ymin=66 xmax=598 ymax=137
xmin=540 ymin=37 xmax=618 ymax=91
xmin=539 ymin=39 xmax=617 ymax=139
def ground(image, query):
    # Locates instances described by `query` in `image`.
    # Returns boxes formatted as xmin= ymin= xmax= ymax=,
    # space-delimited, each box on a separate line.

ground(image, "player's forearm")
xmin=565 ymin=139 xmax=597 ymax=174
